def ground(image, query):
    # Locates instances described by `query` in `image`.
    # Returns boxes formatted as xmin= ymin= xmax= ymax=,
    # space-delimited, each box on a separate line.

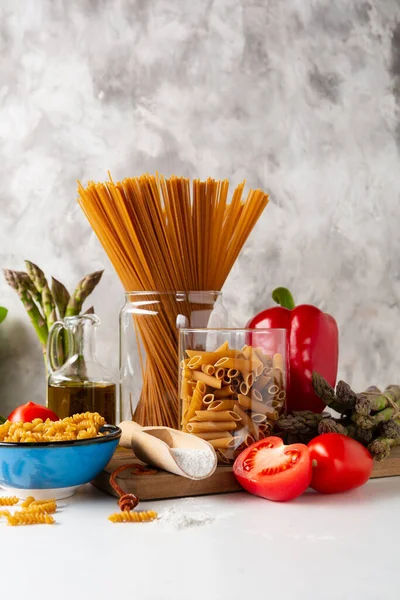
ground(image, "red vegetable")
xmin=308 ymin=433 xmax=373 ymax=494
xmin=233 ymin=436 xmax=312 ymax=502
xmin=7 ymin=402 xmax=59 ymax=423
xmin=247 ymin=287 xmax=339 ymax=413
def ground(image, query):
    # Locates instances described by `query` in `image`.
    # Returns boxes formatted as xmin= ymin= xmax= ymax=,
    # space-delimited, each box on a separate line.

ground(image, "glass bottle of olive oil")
xmin=47 ymin=314 xmax=116 ymax=424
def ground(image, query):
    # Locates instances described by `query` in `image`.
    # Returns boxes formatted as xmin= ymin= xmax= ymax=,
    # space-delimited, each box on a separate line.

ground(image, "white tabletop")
xmin=0 ymin=478 xmax=398 ymax=600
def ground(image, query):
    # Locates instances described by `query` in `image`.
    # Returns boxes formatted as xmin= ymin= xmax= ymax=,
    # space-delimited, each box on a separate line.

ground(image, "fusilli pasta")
xmin=0 ymin=412 xmax=106 ymax=442
xmin=108 ymin=510 xmax=158 ymax=523
xmin=7 ymin=511 xmax=55 ymax=526
xmin=0 ymin=496 xmax=19 ymax=506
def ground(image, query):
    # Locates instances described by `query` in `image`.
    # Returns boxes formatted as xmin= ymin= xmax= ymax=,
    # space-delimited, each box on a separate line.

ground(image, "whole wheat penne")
xmin=277 ymin=390 xmax=286 ymax=401
xmin=254 ymin=375 xmax=271 ymax=392
xmin=209 ymin=436 xmax=239 ymax=449
xmin=192 ymin=371 xmax=222 ymax=389
xmin=193 ymin=431 xmax=232 ymax=441
xmin=233 ymin=404 xmax=258 ymax=437
xmin=186 ymin=421 xmax=237 ymax=433
xmin=202 ymin=393 xmax=216 ymax=405
xmin=222 ymin=375 xmax=231 ymax=385
xmin=201 ymin=364 xmax=215 ymax=375
xmin=231 ymin=377 xmax=241 ymax=388
xmin=215 ymin=367 xmax=226 ymax=379
xmin=273 ymin=353 xmax=283 ymax=370
xmin=207 ymin=400 xmax=236 ymax=411
xmin=194 ymin=410 xmax=242 ymax=422
xmin=214 ymin=385 xmax=235 ymax=398
xmin=251 ymin=412 xmax=267 ymax=424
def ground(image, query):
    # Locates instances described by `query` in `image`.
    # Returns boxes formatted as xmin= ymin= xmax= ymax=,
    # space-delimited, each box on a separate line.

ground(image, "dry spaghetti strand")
xmin=77 ymin=173 xmax=269 ymax=428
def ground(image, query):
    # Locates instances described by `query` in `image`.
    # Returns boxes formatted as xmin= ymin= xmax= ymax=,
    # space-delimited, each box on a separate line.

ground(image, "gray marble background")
xmin=0 ymin=0 xmax=399 ymax=416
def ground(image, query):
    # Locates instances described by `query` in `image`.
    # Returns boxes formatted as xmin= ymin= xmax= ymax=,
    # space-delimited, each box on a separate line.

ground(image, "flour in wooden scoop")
xmin=170 ymin=448 xmax=215 ymax=478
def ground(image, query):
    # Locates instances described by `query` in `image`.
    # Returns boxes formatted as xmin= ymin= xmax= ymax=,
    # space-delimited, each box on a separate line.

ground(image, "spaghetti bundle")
xmin=77 ymin=174 xmax=269 ymax=428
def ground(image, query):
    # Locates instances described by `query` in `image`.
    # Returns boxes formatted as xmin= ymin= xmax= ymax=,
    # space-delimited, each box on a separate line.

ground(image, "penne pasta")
xmin=277 ymin=390 xmax=286 ymax=401
xmin=193 ymin=410 xmax=242 ymax=422
xmin=193 ymin=431 xmax=232 ymax=441
xmin=254 ymin=375 xmax=271 ymax=392
xmin=201 ymin=364 xmax=215 ymax=375
xmin=239 ymin=382 xmax=250 ymax=396
xmin=215 ymin=367 xmax=226 ymax=380
xmin=222 ymin=375 xmax=231 ymax=385
xmin=209 ymin=436 xmax=239 ymax=449
xmin=251 ymin=412 xmax=267 ymax=424
xmin=251 ymin=389 xmax=263 ymax=403
xmin=271 ymin=368 xmax=283 ymax=387
xmin=244 ymin=433 xmax=256 ymax=447
xmin=272 ymin=353 xmax=283 ymax=371
xmin=253 ymin=348 xmax=271 ymax=367
xmin=207 ymin=400 xmax=236 ymax=411
xmin=267 ymin=383 xmax=280 ymax=396
xmin=233 ymin=404 xmax=258 ymax=438
xmin=238 ymin=393 xmax=278 ymax=419
xmin=213 ymin=385 xmax=235 ymax=398
xmin=202 ymin=393 xmax=216 ymax=405
xmin=227 ymin=368 xmax=239 ymax=378
xmin=184 ymin=382 xmax=206 ymax=424
xmin=262 ymin=366 xmax=273 ymax=377
xmin=245 ymin=372 xmax=255 ymax=387
xmin=192 ymin=370 xmax=222 ymax=389
xmin=186 ymin=421 xmax=237 ymax=433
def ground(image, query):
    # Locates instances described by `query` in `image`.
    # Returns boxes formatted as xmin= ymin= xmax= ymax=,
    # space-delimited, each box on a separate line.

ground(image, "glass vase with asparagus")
xmin=3 ymin=262 xmax=103 ymax=376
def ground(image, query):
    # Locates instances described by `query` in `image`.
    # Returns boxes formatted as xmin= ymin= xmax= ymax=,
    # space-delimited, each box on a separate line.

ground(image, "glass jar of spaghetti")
xmin=119 ymin=292 xmax=227 ymax=425
xmin=179 ymin=328 xmax=287 ymax=465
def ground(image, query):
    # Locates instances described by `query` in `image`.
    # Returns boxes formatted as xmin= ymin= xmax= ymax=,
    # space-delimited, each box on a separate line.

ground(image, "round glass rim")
xmin=124 ymin=290 xmax=222 ymax=296
xmin=179 ymin=328 xmax=287 ymax=333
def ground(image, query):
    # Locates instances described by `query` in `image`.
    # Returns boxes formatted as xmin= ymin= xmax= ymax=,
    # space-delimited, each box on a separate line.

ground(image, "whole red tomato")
xmin=308 ymin=433 xmax=373 ymax=494
xmin=8 ymin=402 xmax=59 ymax=423
xmin=233 ymin=436 xmax=312 ymax=502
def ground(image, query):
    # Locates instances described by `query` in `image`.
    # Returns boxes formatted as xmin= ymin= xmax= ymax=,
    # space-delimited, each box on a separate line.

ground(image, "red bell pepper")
xmin=247 ymin=288 xmax=339 ymax=413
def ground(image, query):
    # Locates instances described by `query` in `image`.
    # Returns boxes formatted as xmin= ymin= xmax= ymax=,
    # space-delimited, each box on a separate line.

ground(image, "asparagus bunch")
xmin=4 ymin=262 xmax=103 ymax=372
xmin=276 ymin=372 xmax=400 ymax=462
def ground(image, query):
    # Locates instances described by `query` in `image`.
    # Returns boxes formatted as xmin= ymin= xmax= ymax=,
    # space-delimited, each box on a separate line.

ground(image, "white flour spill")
xmin=170 ymin=448 xmax=214 ymax=478
xmin=158 ymin=507 xmax=215 ymax=530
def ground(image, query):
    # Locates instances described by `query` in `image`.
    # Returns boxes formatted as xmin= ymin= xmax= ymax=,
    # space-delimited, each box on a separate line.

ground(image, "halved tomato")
xmin=233 ymin=436 xmax=312 ymax=502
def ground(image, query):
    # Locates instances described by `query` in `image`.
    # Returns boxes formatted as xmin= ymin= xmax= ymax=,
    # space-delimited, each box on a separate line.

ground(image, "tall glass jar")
xmin=119 ymin=291 xmax=227 ymax=427
xmin=179 ymin=328 xmax=287 ymax=465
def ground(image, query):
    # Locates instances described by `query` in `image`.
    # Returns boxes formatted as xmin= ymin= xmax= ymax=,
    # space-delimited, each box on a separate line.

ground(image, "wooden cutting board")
xmin=91 ymin=445 xmax=400 ymax=501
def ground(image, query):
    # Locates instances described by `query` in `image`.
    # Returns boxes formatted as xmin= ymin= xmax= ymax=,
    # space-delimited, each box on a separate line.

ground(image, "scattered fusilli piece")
xmin=7 ymin=511 xmax=55 ymax=526
xmin=27 ymin=500 xmax=57 ymax=514
xmin=21 ymin=496 xmax=35 ymax=508
xmin=0 ymin=496 xmax=19 ymax=506
xmin=0 ymin=510 xmax=11 ymax=519
xmin=108 ymin=510 xmax=158 ymax=523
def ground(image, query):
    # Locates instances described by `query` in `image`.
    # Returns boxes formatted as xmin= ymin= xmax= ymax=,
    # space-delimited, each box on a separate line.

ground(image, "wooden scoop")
xmin=119 ymin=421 xmax=218 ymax=480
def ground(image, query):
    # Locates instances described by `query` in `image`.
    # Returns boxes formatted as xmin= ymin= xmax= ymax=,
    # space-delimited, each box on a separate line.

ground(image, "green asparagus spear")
xmin=25 ymin=261 xmax=57 ymax=329
xmin=368 ymin=437 xmax=400 ymax=462
xmin=355 ymin=407 xmax=394 ymax=430
xmin=51 ymin=277 xmax=70 ymax=319
xmin=380 ymin=420 xmax=400 ymax=440
xmin=3 ymin=269 xmax=48 ymax=347
xmin=312 ymin=372 xmax=350 ymax=414
xmin=355 ymin=385 xmax=400 ymax=417
xmin=65 ymin=270 xmax=103 ymax=317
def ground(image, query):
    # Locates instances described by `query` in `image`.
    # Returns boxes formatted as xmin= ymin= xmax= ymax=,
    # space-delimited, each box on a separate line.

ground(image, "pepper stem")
xmin=272 ymin=287 xmax=296 ymax=310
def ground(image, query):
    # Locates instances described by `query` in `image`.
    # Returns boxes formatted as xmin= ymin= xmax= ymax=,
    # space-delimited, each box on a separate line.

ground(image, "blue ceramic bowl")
xmin=0 ymin=424 xmax=121 ymax=500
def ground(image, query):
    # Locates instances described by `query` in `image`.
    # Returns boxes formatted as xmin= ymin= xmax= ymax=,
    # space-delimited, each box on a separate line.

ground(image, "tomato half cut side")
xmin=233 ymin=436 xmax=312 ymax=502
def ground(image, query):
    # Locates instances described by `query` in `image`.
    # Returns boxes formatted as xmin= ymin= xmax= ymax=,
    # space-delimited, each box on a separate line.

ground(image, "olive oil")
xmin=47 ymin=382 xmax=116 ymax=424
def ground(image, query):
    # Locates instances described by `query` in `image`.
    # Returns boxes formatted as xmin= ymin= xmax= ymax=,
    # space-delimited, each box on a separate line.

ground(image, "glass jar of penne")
xmin=119 ymin=292 xmax=227 ymax=425
xmin=179 ymin=328 xmax=287 ymax=465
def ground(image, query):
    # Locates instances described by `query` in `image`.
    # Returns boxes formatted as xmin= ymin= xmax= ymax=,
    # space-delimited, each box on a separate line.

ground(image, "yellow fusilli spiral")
xmin=27 ymin=500 xmax=57 ymax=514
xmin=0 ymin=510 xmax=11 ymax=519
xmin=0 ymin=496 xmax=19 ymax=506
xmin=108 ymin=510 xmax=158 ymax=523
xmin=7 ymin=511 xmax=55 ymax=526
xmin=0 ymin=412 xmax=106 ymax=443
